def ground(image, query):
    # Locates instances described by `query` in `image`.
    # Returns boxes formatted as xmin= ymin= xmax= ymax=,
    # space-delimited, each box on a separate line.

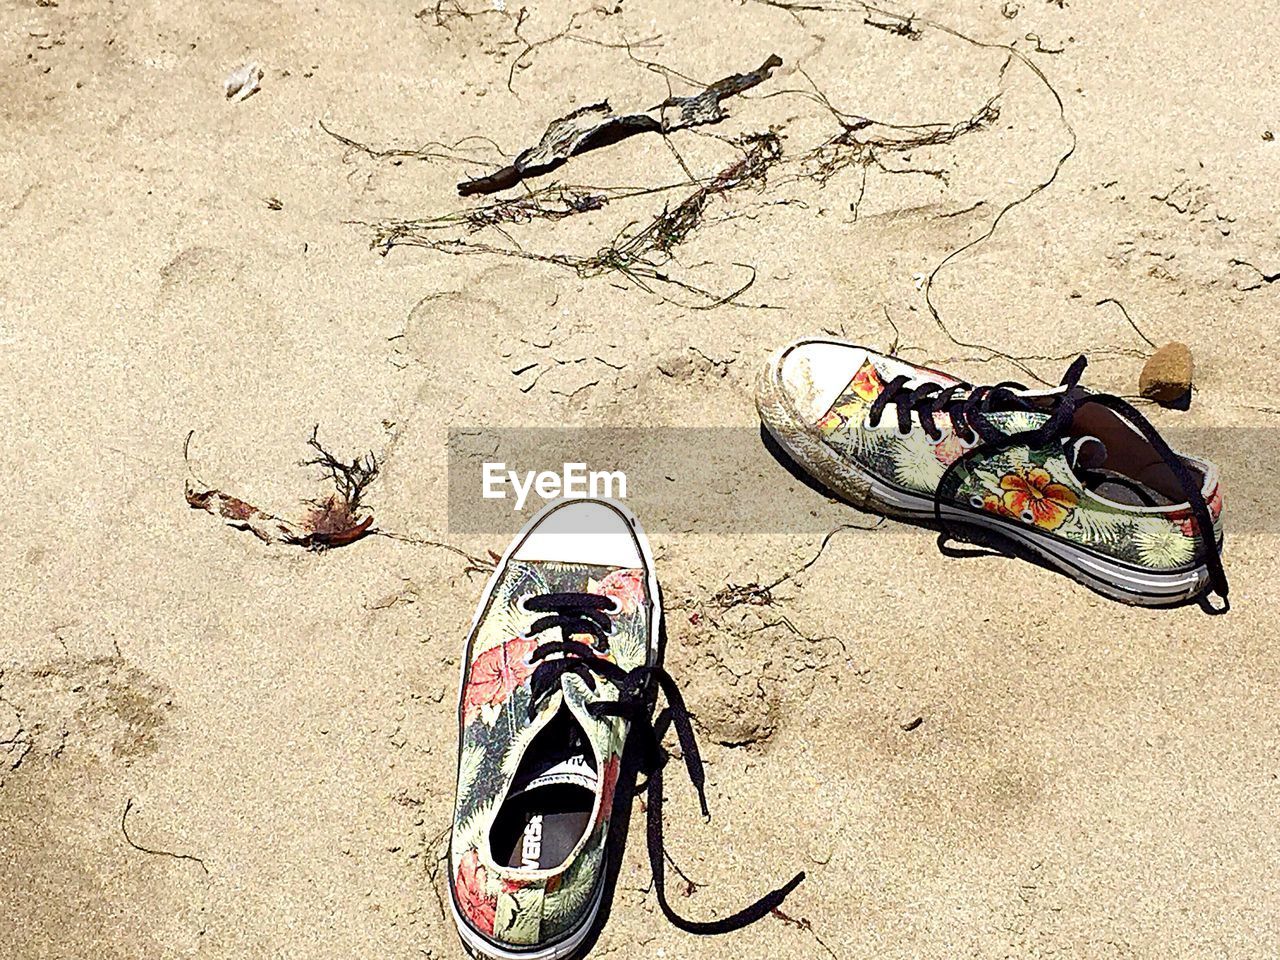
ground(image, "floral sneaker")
xmin=449 ymin=498 xmax=802 ymax=960
xmin=757 ymin=337 xmax=1228 ymax=608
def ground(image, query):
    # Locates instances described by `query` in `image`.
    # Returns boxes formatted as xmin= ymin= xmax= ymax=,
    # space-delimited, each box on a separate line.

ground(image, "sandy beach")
xmin=2 ymin=0 xmax=1278 ymax=957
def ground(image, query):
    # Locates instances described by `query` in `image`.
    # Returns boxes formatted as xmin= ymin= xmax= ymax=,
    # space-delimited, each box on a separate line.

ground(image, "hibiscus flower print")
xmin=501 ymin=876 xmax=532 ymax=895
xmin=595 ymin=753 xmax=621 ymax=826
xmin=848 ymin=360 xmax=884 ymax=402
xmin=979 ymin=492 xmax=1018 ymax=520
xmin=816 ymin=363 xmax=884 ymax=434
xmin=456 ymin=848 xmax=498 ymax=935
xmin=1168 ymin=484 xmax=1224 ymax=537
xmin=462 ymin=635 xmax=539 ymax=725
xmin=931 ymin=428 xmax=969 ymax=467
xmin=999 ymin=465 xmax=1079 ymax=530
xmin=588 ymin=568 xmax=645 ymax=615
xmin=817 ymin=397 xmax=863 ymax=436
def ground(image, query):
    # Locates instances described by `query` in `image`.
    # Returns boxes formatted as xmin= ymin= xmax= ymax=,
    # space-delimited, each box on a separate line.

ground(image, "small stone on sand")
xmin=1139 ymin=342 xmax=1193 ymax=405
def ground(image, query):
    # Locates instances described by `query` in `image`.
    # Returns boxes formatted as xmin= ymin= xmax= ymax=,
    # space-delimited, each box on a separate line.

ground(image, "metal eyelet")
xmin=515 ymin=594 xmax=534 ymax=614
xmin=602 ymin=597 xmax=620 ymax=636
xmin=871 ymin=418 xmax=912 ymax=437
xmin=1020 ymin=510 xmax=1036 ymax=524
xmin=969 ymin=495 xmax=985 ymax=509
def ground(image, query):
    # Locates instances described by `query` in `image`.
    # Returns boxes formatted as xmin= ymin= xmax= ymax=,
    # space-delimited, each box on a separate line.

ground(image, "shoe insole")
xmin=1085 ymin=470 xmax=1170 ymax=507
xmin=490 ymin=706 xmax=600 ymax=871
xmin=491 ymin=783 xmax=595 ymax=870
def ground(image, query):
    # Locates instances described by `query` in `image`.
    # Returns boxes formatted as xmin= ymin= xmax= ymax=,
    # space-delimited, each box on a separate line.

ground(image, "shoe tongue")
xmin=508 ymin=713 xmax=599 ymax=798
xmin=510 ymin=754 xmax=599 ymax=797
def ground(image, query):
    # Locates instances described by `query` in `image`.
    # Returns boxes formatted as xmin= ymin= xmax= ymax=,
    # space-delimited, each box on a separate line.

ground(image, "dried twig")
xmin=458 ymin=54 xmax=783 ymax=195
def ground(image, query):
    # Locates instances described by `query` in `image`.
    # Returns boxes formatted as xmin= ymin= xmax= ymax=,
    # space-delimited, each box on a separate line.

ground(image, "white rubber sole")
xmin=756 ymin=354 xmax=1212 ymax=607
xmin=449 ymin=497 xmax=661 ymax=960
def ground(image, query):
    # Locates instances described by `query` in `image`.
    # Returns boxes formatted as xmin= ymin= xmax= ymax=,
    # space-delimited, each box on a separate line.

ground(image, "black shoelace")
xmin=522 ymin=591 xmax=805 ymax=933
xmin=868 ymin=356 xmax=1228 ymax=610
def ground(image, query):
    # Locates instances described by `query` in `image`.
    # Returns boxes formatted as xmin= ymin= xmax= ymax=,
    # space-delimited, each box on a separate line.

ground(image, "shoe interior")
xmin=489 ymin=707 xmax=599 ymax=871
xmin=1065 ymin=398 xmax=1207 ymax=507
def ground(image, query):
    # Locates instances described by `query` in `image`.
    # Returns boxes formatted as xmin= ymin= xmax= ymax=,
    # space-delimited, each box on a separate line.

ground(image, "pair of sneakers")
xmin=448 ymin=341 xmax=1228 ymax=959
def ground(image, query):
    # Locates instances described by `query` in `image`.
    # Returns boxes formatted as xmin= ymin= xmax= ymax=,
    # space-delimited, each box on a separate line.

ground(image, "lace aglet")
xmin=1202 ymin=590 xmax=1230 ymax=615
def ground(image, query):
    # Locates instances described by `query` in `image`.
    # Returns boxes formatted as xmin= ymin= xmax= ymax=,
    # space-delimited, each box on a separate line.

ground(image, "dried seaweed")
xmin=747 ymin=0 xmax=1080 ymax=382
xmin=711 ymin=519 xmax=883 ymax=613
xmin=375 ymin=183 xmax=628 ymax=238
xmin=783 ymin=90 xmax=1001 ymax=193
xmin=863 ymin=8 xmax=920 ymax=38
xmin=710 ymin=582 xmax=779 ymax=609
xmin=300 ymin=426 xmax=379 ymax=544
xmin=361 ymin=12 xmax=1041 ymax=312
xmin=612 ymin=132 xmax=782 ymax=260
xmin=467 ymin=190 xmax=608 ymax=229
xmin=372 ymin=68 xmax=993 ymax=300
xmin=376 ymin=133 xmax=784 ymax=307
xmin=319 ymin=118 xmax=505 ymax=168
xmin=416 ymin=0 xmax=497 ymax=29
xmin=772 ymin=907 xmax=840 ymax=960
xmin=121 ymin=798 xmax=209 ymax=875
xmin=183 ymin=429 xmax=377 ymax=550
xmin=506 ymin=9 xmax=584 ymax=94
xmin=457 ymin=54 xmax=783 ymax=196
xmin=1095 ymin=297 xmax=1157 ymax=350
xmin=372 ymin=531 xmax=494 ymax=577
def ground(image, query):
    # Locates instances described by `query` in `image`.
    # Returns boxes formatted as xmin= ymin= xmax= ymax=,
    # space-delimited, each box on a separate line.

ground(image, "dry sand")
xmin=2 ymin=1 xmax=1278 ymax=957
